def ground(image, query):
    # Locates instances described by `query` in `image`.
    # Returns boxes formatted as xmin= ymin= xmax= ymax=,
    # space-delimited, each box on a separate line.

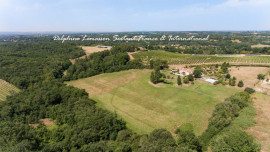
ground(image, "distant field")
xmin=0 ymin=79 xmax=20 ymax=101
xmin=132 ymin=51 xmax=270 ymax=65
xmin=70 ymin=46 xmax=111 ymax=64
xmin=231 ymin=39 xmax=242 ymax=43
xmin=251 ymin=44 xmax=270 ymax=48
xmin=67 ymin=69 xmax=239 ymax=135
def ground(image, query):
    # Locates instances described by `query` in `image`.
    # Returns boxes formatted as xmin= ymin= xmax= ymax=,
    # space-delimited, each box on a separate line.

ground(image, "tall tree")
xmin=193 ymin=69 xmax=202 ymax=78
xmin=150 ymin=71 xmax=156 ymax=84
xmin=177 ymin=76 xmax=182 ymax=86
xmin=154 ymin=65 xmax=161 ymax=83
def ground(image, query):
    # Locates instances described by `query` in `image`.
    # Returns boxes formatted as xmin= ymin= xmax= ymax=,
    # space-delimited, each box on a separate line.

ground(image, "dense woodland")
xmin=63 ymin=45 xmax=144 ymax=81
xmin=0 ymin=42 xmax=84 ymax=89
xmin=0 ymin=34 xmax=264 ymax=151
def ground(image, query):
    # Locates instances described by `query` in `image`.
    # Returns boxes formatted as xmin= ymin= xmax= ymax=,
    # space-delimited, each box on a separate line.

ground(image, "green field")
xmin=0 ymin=79 xmax=20 ymax=101
xmin=67 ymin=69 xmax=239 ymax=135
xmin=133 ymin=51 xmax=270 ymax=65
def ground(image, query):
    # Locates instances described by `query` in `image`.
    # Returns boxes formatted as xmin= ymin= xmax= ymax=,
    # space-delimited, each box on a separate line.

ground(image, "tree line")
xmin=63 ymin=46 xmax=144 ymax=81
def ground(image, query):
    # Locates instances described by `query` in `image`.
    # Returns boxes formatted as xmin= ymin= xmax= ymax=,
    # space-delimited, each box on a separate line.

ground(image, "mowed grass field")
xmin=0 ymin=79 xmax=20 ymax=101
xmin=133 ymin=51 xmax=270 ymax=65
xmin=67 ymin=69 xmax=239 ymax=135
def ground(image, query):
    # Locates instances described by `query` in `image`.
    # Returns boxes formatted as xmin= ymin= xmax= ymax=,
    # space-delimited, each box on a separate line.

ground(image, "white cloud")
xmin=223 ymin=0 xmax=270 ymax=7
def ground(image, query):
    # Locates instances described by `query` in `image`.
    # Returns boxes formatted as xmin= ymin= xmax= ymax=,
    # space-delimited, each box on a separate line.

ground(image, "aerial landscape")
xmin=0 ymin=0 xmax=270 ymax=152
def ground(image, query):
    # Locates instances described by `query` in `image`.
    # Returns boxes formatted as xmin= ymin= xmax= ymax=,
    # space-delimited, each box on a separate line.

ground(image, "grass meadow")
xmin=67 ymin=69 xmax=239 ymax=135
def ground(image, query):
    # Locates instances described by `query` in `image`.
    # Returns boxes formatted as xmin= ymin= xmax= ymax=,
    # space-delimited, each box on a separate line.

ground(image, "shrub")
xmin=183 ymin=76 xmax=189 ymax=84
xmin=238 ymin=80 xmax=244 ymax=87
xmin=210 ymin=130 xmax=261 ymax=152
xmin=193 ymin=69 xmax=202 ymax=78
xmin=257 ymin=74 xmax=265 ymax=80
xmin=188 ymin=74 xmax=194 ymax=81
xmin=244 ymin=87 xmax=255 ymax=94
xmin=225 ymin=73 xmax=231 ymax=79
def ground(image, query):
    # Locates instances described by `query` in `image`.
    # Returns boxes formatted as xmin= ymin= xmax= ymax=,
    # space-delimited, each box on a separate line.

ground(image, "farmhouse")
xmin=172 ymin=68 xmax=193 ymax=76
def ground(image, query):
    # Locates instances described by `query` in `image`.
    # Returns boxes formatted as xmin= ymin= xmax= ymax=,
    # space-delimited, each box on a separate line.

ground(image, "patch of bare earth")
xmin=229 ymin=67 xmax=269 ymax=88
xmin=29 ymin=118 xmax=55 ymax=128
xmin=246 ymin=94 xmax=270 ymax=152
xmin=251 ymin=44 xmax=270 ymax=48
xmin=231 ymin=39 xmax=242 ymax=43
xmin=148 ymin=81 xmax=166 ymax=88
xmin=70 ymin=46 xmax=111 ymax=64
xmin=128 ymin=52 xmax=134 ymax=60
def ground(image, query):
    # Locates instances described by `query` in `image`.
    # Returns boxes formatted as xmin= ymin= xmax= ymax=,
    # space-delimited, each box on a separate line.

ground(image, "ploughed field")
xmin=67 ymin=69 xmax=239 ymax=135
xmin=132 ymin=51 xmax=270 ymax=65
xmin=0 ymin=79 xmax=20 ymax=101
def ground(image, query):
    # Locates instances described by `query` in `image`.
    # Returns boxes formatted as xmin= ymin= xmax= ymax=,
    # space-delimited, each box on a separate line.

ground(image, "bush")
xmin=244 ymin=87 xmax=255 ymax=94
xmin=183 ymin=76 xmax=189 ymax=84
xmin=117 ymin=130 xmax=133 ymax=142
xmin=139 ymin=129 xmax=176 ymax=151
xmin=257 ymin=74 xmax=265 ymax=80
xmin=225 ymin=73 xmax=231 ymax=79
xmin=188 ymin=74 xmax=194 ymax=81
xmin=193 ymin=69 xmax=203 ymax=78
xmin=238 ymin=80 xmax=244 ymax=87
xmin=177 ymin=130 xmax=202 ymax=152
xmin=210 ymin=130 xmax=261 ymax=152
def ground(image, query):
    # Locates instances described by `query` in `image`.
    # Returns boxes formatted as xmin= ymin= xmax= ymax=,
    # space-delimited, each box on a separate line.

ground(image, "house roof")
xmin=179 ymin=68 xmax=193 ymax=73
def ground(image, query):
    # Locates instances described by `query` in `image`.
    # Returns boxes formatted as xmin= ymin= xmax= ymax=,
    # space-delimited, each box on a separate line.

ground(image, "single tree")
xmin=231 ymin=77 xmax=236 ymax=86
xmin=257 ymin=74 xmax=265 ymax=80
xmin=154 ymin=66 xmax=161 ymax=83
xmin=150 ymin=71 xmax=156 ymax=84
xmin=150 ymin=60 xmax=154 ymax=69
xmin=225 ymin=73 xmax=231 ymax=79
xmin=183 ymin=76 xmax=189 ymax=84
xmin=244 ymin=87 xmax=255 ymax=94
xmin=238 ymin=80 xmax=244 ymax=87
xmin=177 ymin=76 xmax=182 ymax=86
xmin=188 ymin=74 xmax=194 ymax=81
xmin=193 ymin=69 xmax=202 ymax=78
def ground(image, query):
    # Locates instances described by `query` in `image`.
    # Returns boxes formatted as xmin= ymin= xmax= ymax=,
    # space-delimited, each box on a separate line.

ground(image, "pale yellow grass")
xmin=70 ymin=46 xmax=111 ymax=64
xmin=231 ymin=39 xmax=242 ymax=43
xmin=251 ymin=44 xmax=270 ymax=48
xmin=247 ymin=93 xmax=270 ymax=152
xmin=229 ymin=67 xmax=269 ymax=88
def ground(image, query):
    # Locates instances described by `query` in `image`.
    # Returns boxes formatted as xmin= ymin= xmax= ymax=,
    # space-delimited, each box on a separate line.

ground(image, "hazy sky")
xmin=0 ymin=0 xmax=269 ymax=32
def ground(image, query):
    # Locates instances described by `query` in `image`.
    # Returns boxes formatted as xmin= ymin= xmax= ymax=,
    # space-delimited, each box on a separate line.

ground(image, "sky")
xmin=0 ymin=0 xmax=269 ymax=32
